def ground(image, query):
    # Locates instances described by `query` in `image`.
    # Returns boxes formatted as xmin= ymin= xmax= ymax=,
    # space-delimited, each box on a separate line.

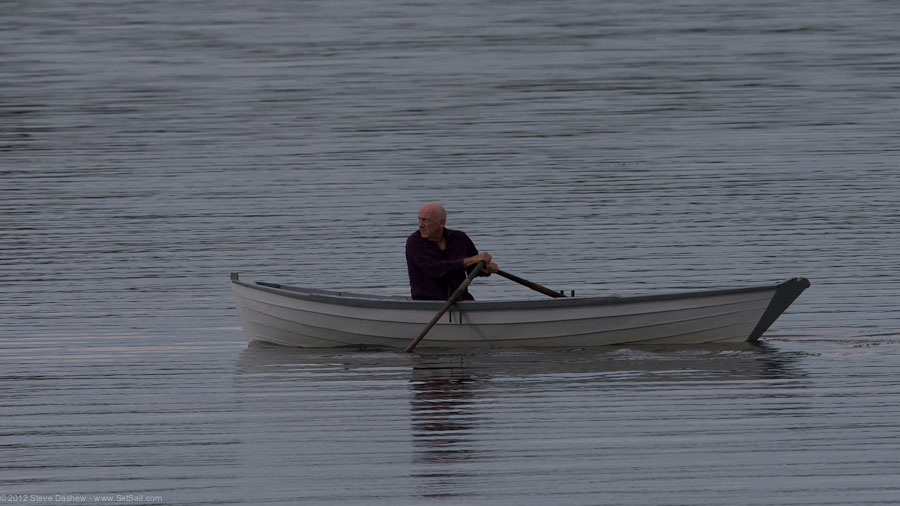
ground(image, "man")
xmin=406 ymin=202 xmax=499 ymax=301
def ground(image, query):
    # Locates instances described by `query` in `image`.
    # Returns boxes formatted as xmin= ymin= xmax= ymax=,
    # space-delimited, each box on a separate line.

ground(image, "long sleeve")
xmin=405 ymin=229 xmax=478 ymax=300
xmin=406 ymin=236 xmax=467 ymax=281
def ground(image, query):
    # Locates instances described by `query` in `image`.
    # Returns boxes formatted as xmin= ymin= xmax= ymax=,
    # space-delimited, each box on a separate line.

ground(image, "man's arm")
xmin=463 ymin=252 xmax=498 ymax=273
xmin=406 ymin=236 xmax=467 ymax=280
xmin=458 ymin=232 xmax=499 ymax=275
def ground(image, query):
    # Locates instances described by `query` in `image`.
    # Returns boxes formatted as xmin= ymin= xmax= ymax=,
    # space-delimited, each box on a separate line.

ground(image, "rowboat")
xmin=230 ymin=273 xmax=809 ymax=349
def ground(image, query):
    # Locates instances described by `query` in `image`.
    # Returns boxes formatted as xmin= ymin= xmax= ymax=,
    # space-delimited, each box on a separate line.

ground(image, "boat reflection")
xmin=234 ymin=342 xmax=806 ymax=499
xmin=235 ymin=342 xmax=804 ymax=379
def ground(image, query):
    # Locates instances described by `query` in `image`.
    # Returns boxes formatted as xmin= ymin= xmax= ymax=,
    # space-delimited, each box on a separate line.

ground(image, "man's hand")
xmin=465 ymin=252 xmax=499 ymax=275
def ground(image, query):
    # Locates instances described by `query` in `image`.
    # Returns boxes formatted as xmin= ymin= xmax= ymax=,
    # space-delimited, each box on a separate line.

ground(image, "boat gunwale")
xmin=231 ymin=276 xmax=809 ymax=311
xmin=235 ymin=295 xmax=764 ymax=337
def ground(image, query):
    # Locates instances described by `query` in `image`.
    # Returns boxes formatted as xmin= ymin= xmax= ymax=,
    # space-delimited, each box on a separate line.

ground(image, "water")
xmin=2 ymin=0 xmax=899 ymax=504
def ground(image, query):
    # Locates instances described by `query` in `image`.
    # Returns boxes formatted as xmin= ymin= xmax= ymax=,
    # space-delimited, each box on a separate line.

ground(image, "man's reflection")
xmin=409 ymin=359 xmax=487 ymax=497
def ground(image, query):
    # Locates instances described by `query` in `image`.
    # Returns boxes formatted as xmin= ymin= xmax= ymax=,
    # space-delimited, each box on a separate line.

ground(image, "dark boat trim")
xmin=231 ymin=273 xmax=809 ymax=314
xmin=747 ymin=277 xmax=811 ymax=342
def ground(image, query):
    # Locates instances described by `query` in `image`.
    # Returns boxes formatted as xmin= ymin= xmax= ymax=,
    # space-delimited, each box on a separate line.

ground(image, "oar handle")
xmin=404 ymin=261 xmax=485 ymax=353
xmin=496 ymin=269 xmax=566 ymax=298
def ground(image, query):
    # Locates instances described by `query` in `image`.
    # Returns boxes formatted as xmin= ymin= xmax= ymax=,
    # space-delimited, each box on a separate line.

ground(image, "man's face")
xmin=418 ymin=209 xmax=445 ymax=242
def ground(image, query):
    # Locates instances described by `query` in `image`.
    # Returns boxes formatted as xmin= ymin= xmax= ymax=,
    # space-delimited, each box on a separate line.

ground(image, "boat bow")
xmin=748 ymin=277 xmax=811 ymax=342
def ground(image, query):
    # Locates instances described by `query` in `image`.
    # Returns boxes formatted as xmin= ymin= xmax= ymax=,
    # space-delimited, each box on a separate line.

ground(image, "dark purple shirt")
xmin=406 ymin=228 xmax=480 ymax=301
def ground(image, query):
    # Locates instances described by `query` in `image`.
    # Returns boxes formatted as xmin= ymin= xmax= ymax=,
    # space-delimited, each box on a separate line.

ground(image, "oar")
xmin=496 ymin=269 xmax=566 ymax=298
xmin=404 ymin=261 xmax=485 ymax=353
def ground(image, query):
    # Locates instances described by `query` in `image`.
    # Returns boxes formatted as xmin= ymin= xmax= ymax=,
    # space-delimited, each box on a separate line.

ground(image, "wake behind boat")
xmin=230 ymin=273 xmax=809 ymax=349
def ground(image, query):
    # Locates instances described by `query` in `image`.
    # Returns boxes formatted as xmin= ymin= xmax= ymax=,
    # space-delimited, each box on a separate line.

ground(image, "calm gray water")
xmin=2 ymin=0 xmax=899 ymax=504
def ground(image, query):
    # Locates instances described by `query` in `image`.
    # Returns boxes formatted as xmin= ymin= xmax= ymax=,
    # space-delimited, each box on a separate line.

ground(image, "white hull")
xmin=231 ymin=274 xmax=809 ymax=349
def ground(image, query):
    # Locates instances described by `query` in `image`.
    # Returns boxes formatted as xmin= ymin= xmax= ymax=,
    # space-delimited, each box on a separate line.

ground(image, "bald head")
xmin=417 ymin=202 xmax=447 ymax=243
xmin=419 ymin=202 xmax=446 ymax=221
